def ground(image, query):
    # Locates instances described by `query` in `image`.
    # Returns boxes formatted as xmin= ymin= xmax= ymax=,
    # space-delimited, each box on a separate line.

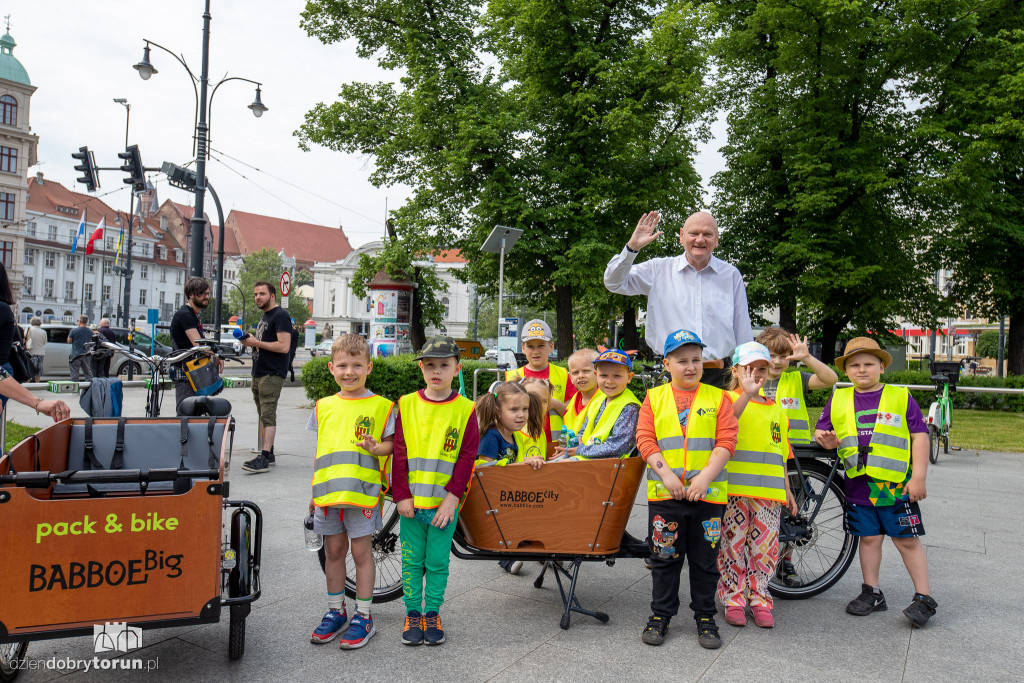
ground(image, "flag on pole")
xmin=115 ymin=229 xmax=125 ymax=265
xmin=71 ymin=212 xmax=86 ymax=254
xmin=85 ymin=216 xmax=106 ymax=255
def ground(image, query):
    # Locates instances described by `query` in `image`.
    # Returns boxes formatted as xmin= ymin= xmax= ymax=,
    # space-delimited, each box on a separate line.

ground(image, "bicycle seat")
xmin=180 ymin=396 xmax=232 ymax=416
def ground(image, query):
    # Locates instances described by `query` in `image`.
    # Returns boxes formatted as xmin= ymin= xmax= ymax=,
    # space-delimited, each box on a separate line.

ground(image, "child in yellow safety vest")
xmin=392 ymin=336 xmax=480 ymax=646
xmin=506 ymin=319 xmax=577 ymax=443
xmin=476 ymin=381 xmax=546 ymax=575
xmin=553 ymin=349 xmax=639 ymax=460
xmin=564 ymin=348 xmax=601 ymax=433
xmin=636 ymin=329 xmax=738 ymax=650
xmin=717 ymin=342 xmax=798 ymax=629
xmin=307 ymin=334 xmax=394 ymax=649
xmin=755 ymin=327 xmax=838 ymax=589
xmin=815 ymin=337 xmax=936 ymax=628
xmin=518 ymin=376 xmax=554 ymax=459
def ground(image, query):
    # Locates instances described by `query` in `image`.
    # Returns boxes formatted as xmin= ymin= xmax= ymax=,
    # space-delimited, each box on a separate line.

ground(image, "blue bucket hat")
xmin=663 ymin=329 xmax=706 ymax=357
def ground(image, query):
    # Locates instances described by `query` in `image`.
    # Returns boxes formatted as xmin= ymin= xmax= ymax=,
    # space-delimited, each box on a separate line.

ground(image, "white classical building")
xmin=310 ymin=241 xmax=474 ymax=340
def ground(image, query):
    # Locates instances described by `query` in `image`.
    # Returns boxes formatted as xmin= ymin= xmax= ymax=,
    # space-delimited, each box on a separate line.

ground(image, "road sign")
xmin=280 ymin=271 xmax=291 ymax=297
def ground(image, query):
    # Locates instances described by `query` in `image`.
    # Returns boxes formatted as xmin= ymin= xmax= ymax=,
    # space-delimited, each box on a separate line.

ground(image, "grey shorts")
xmin=313 ymin=504 xmax=383 ymax=539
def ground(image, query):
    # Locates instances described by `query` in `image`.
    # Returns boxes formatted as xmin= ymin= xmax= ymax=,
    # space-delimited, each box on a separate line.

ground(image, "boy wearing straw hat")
xmin=815 ymin=337 xmax=937 ymax=628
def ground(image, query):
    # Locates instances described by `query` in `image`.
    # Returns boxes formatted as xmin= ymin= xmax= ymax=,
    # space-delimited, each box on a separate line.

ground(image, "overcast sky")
xmin=8 ymin=0 xmax=725 ymax=248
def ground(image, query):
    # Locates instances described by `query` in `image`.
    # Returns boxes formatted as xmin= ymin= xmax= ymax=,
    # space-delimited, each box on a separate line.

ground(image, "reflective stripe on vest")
xmin=774 ymin=371 xmax=811 ymax=445
xmin=508 ymin=364 xmax=570 ymax=436
xmin=832 ymin=385 xmax=912 ymax=482
xmin=647 ymin=382 xmax=727 ymax=503
xmin=726 ymin=391 xmax=789 ymax=502
xmin=575 ymin=389 xmax=640 ymax=460
xmin=399 ymin=392 xmax=476 ymax=508
xmin=312 ymin=393 xmax=393 ymax=509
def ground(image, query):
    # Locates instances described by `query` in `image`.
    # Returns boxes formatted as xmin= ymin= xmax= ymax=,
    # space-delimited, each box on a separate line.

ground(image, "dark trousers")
xmin=700 ymin=367 xmax=730 ymax=390
xmin=649 ymin=499 xmax=723 ymax=621
xmin=173 ymin=377 xmax=196 ymax=416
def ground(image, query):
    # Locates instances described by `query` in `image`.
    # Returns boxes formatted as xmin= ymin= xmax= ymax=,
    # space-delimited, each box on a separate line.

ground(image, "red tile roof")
xmin=27 ymin=175 xmax=121 ymax=226
xmin=211 ymin=223 xmax=240 ymax=256
xmin=226 ymin=210 xmax=352 ymax=267
xmin=432 ymin=249 xmax=466 ymax=263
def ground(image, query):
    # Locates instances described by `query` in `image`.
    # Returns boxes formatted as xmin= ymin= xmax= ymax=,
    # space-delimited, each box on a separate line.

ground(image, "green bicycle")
xmin=926 ymin=361 xmax=960 ymax=464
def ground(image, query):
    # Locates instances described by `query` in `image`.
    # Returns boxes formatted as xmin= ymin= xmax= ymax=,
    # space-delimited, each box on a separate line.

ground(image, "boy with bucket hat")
xmin=815 ymin=337 xmax=937 ymax=627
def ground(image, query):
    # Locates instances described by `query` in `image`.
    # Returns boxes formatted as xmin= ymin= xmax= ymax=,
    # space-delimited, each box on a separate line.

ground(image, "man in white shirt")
xmin=603 ymin=210 xmax=753 ymax=388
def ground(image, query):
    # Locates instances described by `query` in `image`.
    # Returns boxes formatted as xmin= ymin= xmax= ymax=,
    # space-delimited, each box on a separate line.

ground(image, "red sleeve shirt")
xmin=391 ymin=390 xmax=479 ymax=505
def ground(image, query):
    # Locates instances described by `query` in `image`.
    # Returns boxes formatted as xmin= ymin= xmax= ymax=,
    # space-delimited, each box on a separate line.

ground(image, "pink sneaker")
xmin=725 ymin=605 xmax=746 ymax=627
xmin=751 ymin=606 xmax=774 ymax=628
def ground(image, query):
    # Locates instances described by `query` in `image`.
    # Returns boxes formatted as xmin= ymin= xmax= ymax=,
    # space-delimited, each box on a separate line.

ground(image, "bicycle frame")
xmin=781 ymin=445 xmax=842 ymax=544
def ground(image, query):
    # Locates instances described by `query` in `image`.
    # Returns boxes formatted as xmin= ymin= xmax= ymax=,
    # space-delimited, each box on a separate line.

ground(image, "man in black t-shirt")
xmin=169 ymin=277 xmax=215 ymax=415
xmin=241 ymin=280 xmax=292 ymax=473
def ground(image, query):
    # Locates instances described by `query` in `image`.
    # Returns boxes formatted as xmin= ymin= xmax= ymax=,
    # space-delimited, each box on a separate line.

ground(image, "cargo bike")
xmin=0 ymin=343 xmax=262 ymax=681
xmin=323 ymin=444 xmax=855 ymax=629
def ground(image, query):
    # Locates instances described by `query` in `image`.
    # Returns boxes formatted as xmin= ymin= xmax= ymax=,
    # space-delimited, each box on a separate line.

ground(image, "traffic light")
xmin=118 ymin=144 xmax=146 ymax=192
xmin=71 ymin=146 xmax=100 ymax=193
xmin=161 ymin=161 xmax=197 ymax=190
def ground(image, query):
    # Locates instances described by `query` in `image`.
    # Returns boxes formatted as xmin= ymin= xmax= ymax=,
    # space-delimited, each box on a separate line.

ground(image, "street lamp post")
xmin=132 ymin=0 xmax=267 ymax=282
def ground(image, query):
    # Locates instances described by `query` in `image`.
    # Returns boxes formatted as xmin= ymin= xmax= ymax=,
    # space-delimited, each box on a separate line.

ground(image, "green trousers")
xmin=401 ymin=508 xmax=459 ymax=614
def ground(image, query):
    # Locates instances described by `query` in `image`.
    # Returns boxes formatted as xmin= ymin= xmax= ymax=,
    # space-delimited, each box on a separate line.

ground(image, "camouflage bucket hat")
xmin=416 ymin=336 xmax=461 ymax=361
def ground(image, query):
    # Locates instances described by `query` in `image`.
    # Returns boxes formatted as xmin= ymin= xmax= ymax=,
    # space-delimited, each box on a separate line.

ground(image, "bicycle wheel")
xmin=0 ymin=640 xmax=28 ymax=682
xmin=928 ymin=425 xmax=941 ymax=464
xmin=770 ymin=460 xmax=858 ymax=599
xmin=317 ymin=496 xmax=404 ymax=603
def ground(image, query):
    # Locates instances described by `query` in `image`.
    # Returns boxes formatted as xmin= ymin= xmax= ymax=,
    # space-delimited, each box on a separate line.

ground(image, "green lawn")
xmin=807 ymin=407 xmax=1024 ymax=454
xmin=4 ymin=421 xmax=40 ymax=452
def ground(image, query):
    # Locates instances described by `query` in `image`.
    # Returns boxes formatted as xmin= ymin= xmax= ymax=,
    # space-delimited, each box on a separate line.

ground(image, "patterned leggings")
xmin=716 ymin=496 xmax=781 ymax=609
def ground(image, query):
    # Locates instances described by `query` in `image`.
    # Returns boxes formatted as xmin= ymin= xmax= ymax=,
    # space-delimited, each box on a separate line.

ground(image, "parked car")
xmin=24 ymin=324 xmax=171 ymax=379
xmin=483 ymin=348 xmax=499 ymax=361
xmin=309 ymin=339 xmax=334 ymax=357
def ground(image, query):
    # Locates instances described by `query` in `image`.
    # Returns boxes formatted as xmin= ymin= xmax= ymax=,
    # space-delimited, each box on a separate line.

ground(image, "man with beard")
xmin=169 ymin=277 xmax=218 ymax=415
xmin=240 ymin=281 xmax=293 ymax=473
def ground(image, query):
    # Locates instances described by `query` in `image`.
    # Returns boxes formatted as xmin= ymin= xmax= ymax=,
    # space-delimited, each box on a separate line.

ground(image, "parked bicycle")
xmin=926 ymin=361 xmax=961 ymax=464
xmin=72 ymin=338 xmax=243 ymax=417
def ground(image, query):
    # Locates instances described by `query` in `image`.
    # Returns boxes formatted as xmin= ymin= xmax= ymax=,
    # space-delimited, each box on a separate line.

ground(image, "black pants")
xmin=173 ymin=377 xmax=196 ymax=416
xmin=700 ymin=366 xmax=731 ymax=390
xmin=649 ymin=499 xmax=723 ymax=621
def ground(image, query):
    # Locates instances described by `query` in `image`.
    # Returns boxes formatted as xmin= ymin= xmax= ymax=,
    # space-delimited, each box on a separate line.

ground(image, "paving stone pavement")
xmin=3 ymin=386 xmax=1023 ymax=682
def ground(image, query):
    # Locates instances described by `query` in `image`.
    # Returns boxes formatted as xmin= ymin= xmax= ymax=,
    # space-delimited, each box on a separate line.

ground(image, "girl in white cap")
xmin=718 ymin=342 xmax=798 ymax=628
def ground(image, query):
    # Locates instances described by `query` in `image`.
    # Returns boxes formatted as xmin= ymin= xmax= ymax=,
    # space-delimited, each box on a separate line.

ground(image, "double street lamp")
xmin=132 ymin=0 xmax=267 ymax=322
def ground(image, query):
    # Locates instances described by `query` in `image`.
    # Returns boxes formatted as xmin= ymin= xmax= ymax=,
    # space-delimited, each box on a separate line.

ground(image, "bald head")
xmin=679 ymin=211 xmax=719 ymax=269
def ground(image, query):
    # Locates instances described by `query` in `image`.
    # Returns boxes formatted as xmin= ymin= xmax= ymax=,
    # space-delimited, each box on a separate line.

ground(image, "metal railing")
xmin=834 ymin=382 xmax=1024 ymax=395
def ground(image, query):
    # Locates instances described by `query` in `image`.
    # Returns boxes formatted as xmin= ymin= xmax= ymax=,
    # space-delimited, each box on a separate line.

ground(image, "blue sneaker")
xmin=310 ymin=608 xmax=348 ymax=644
xmin=423 ymin=611 xmax=445 ymax=645
xmin=338 ymin=612 xmax=375 ymax=649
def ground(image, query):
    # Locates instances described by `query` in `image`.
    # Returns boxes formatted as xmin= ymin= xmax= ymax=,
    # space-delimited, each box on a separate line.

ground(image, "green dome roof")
xmin=0 ymin=33 xmax=30 ymax=86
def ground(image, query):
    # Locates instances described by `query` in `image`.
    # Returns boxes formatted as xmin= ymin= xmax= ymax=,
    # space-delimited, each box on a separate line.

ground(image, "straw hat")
xmin=835 ymin=337 xmax=892 ymax=374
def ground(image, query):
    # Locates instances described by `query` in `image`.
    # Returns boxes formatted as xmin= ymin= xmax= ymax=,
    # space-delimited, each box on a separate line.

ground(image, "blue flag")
xmin=71 ymin=213 xmax=86 ymax=254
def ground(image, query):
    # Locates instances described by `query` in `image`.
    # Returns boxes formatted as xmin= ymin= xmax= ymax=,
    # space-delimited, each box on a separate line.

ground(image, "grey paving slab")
xmin=4 ymin=387 xmax=1023 ymax=681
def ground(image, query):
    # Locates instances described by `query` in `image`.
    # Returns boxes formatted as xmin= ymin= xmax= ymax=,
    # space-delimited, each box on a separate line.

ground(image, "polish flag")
xmin=85 ymin=217 xmax=106 ymax=255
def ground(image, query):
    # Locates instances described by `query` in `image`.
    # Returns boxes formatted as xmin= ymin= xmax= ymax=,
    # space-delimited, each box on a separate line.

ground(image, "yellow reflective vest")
xmin=773 ymin=371 xmax=811 ymax=445
xmin=508 ymin=363 xmax=571 ymax=436
xmin=727 ymin=391 xmax=790 ymax=503
xmin=646 ymin=383 xmax=728 ymax=503
xmin=832 ymin=385 xmax=912 ymax=482
xmin=564 ymin=390 xmax=601 ymax=433
xmin=575 ymin=389 xmax=640 ymax=459
xmin=312 ymin=393 xmax=393 ymax=509
xmin=399 ymin=392 xmax=476 ymax=509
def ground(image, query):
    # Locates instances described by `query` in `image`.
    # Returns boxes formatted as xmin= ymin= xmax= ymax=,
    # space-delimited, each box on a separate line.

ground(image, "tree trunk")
xmin=555 ymin=283 xmax=574 ymax=360
xmin=1008 ymin=307 xmax=1024 ymax=376
xmin=819 ymin=320 xmax=844 ymax=365
xmin=409 ymin=269 xmax=426 ymax=352
xmin=623 ymin=306 xmax=638 ymax=351
xmin=778 ymin=299 xmax=797 ymax=335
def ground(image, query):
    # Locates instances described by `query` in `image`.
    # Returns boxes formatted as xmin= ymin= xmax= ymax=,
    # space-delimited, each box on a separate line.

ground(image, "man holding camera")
xmin=169 ymin=277 xmax=216 ymax=415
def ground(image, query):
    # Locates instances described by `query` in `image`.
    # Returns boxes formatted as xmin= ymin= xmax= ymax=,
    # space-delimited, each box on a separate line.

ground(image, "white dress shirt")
xmin=603 ymin=247 xmax=753 ymax=360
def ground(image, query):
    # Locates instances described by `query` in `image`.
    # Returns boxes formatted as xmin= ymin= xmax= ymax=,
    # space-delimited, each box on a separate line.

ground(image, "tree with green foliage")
xmin=914 ymin=0 xmax=1024 ymax=375
xmin=709 ymin=0 xmax=963 ymax=360
xmin=227 ymin=248 xmax=310 ymax=328
xmin=975 ymin=331 xmax=1007 ymax=361
xmin=348 ymin=222 xmax=448 ymax=352
xmin=297 ymin=0 xmax=712 ymax=359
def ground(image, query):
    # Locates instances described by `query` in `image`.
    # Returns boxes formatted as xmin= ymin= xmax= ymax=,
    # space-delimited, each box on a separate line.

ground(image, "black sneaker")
xmin=241 ymin=454 xmax=270 ymax=473
xmin=778 ymin=559 xmax=801 ymax=586
xmin=846 ymin=584 xmax=887 ymax=616
xmin=267 ymin=451 xmax=276 ymax=466
xmin=423 ymin=611 xmax=445 ymax=645
xmin=641 ymin=615 xmax=668 ymax=646
xmin=696 ymin=616 xmax=721 ymax=649
xmin=643 ymin=557 xmax=653 ymax=570
xmin=903 ymin=593 xmax=937 ymax=628
xmin=402 ymin=611 xmax=424 ymax=646
xmin=498 ymin=559 xmax=523 ymax=574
